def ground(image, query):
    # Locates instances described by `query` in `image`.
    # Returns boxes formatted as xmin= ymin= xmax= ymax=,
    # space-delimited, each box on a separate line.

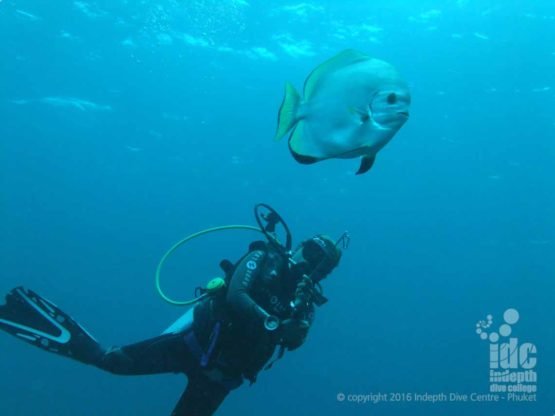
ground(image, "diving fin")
xmin=0 ymin=286 xmax=104 ymax=365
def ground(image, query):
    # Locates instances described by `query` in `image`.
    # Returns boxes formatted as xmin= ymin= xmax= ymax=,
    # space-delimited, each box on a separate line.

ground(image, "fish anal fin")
xmin=288 ymin=125 xmax=319 ymax=164
xmin=290 ymin=149 xmax=319 ymax=165
xmin=303 ymin=49 xmax=370 ymax=100
xmin=274 ymin=82 xmax=301 ymax=141
xmin=356 ymin=155 xmax=376 ymax=175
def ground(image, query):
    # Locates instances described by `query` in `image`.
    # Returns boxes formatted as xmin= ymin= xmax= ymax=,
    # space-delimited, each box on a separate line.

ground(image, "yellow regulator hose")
xmin=155 ymin=225 xmax=262 ymax=306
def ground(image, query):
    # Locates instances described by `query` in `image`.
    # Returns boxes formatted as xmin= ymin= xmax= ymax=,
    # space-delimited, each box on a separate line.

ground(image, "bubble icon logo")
xmin=475 ymin=308 xmax=537 ymax=399
xmin=476 ymin=308 xmax=519 ymax=347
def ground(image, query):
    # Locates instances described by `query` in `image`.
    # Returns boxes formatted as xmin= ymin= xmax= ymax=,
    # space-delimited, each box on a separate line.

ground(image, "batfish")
xmin=274 ymin=49 xmax=411 ymax=174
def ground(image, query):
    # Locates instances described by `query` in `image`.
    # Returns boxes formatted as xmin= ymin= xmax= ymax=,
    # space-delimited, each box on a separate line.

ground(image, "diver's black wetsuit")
xmin=96 ymin=247 xmax=313 ymax=416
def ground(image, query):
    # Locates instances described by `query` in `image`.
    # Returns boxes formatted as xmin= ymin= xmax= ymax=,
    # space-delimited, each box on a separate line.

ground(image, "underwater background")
xmin=1 ymin=0 xmax=553 ymax=415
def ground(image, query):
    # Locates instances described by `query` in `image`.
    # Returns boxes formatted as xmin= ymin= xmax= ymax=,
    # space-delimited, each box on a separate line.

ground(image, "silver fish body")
xmin=275 ymin=49 xmax=411 ymax=174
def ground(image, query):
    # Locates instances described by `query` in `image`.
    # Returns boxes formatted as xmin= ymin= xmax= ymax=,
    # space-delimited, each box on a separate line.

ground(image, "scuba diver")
xmin=0 ymin=204 xmax=346 ymax=415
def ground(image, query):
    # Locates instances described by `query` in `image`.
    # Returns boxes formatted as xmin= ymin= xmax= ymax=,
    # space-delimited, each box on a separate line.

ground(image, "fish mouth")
xmin=397 ymin=111 xmax=410 ymax=119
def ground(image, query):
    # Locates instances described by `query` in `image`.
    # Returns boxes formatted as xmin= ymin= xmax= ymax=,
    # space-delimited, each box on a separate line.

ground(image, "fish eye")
xmin=387 ymin=93 xmax=397 ymax=104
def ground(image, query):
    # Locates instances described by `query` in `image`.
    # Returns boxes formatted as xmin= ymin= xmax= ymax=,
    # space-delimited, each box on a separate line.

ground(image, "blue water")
xmin=1 ymin=0 xmax=554 ymax=415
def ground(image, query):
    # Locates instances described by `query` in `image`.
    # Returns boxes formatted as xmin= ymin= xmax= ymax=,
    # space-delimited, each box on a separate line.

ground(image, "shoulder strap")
xmin=219 ymin=241 xmax=269 ymax=283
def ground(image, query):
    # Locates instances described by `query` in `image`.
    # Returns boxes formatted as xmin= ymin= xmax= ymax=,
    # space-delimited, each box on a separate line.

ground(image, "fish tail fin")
xmin=274 ymin=82 xmax=301 ymax=141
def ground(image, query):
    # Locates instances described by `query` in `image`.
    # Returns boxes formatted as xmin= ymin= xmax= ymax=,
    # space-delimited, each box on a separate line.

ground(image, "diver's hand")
xmin=290 ymin=276 xmax=314 ymax=318
xmin=278 ymin=318 xmax=310 ymax=351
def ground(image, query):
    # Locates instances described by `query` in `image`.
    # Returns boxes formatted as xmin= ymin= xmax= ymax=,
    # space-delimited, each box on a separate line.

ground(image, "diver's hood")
xmin=292 ymin=235 xmax=342 ymax=282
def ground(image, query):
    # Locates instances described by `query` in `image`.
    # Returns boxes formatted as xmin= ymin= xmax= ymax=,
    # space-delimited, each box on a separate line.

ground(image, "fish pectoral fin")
xmin=274 ymin=82 xmax=301 ymax=141
xmin=356 ymin=155 xmax=376 ymax=175
xmin=349 ymin=106 xmax=370 ymax=124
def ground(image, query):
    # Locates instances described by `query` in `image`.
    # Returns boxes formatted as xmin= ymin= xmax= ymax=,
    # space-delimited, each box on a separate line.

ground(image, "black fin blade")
xmin=0 ymin=287 xmax=103 ymax=365
xmin=356 ymin=155 xmax=376 ymax=175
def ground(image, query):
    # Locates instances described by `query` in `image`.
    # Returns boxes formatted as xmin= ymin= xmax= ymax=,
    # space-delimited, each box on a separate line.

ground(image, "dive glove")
xmin=278 ymin=318 xmax=310 ymax=350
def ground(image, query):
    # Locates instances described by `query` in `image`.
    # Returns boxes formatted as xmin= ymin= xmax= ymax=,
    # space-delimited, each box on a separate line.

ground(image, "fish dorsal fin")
xmin=303 ymin=49 xmax=370 ymax=100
